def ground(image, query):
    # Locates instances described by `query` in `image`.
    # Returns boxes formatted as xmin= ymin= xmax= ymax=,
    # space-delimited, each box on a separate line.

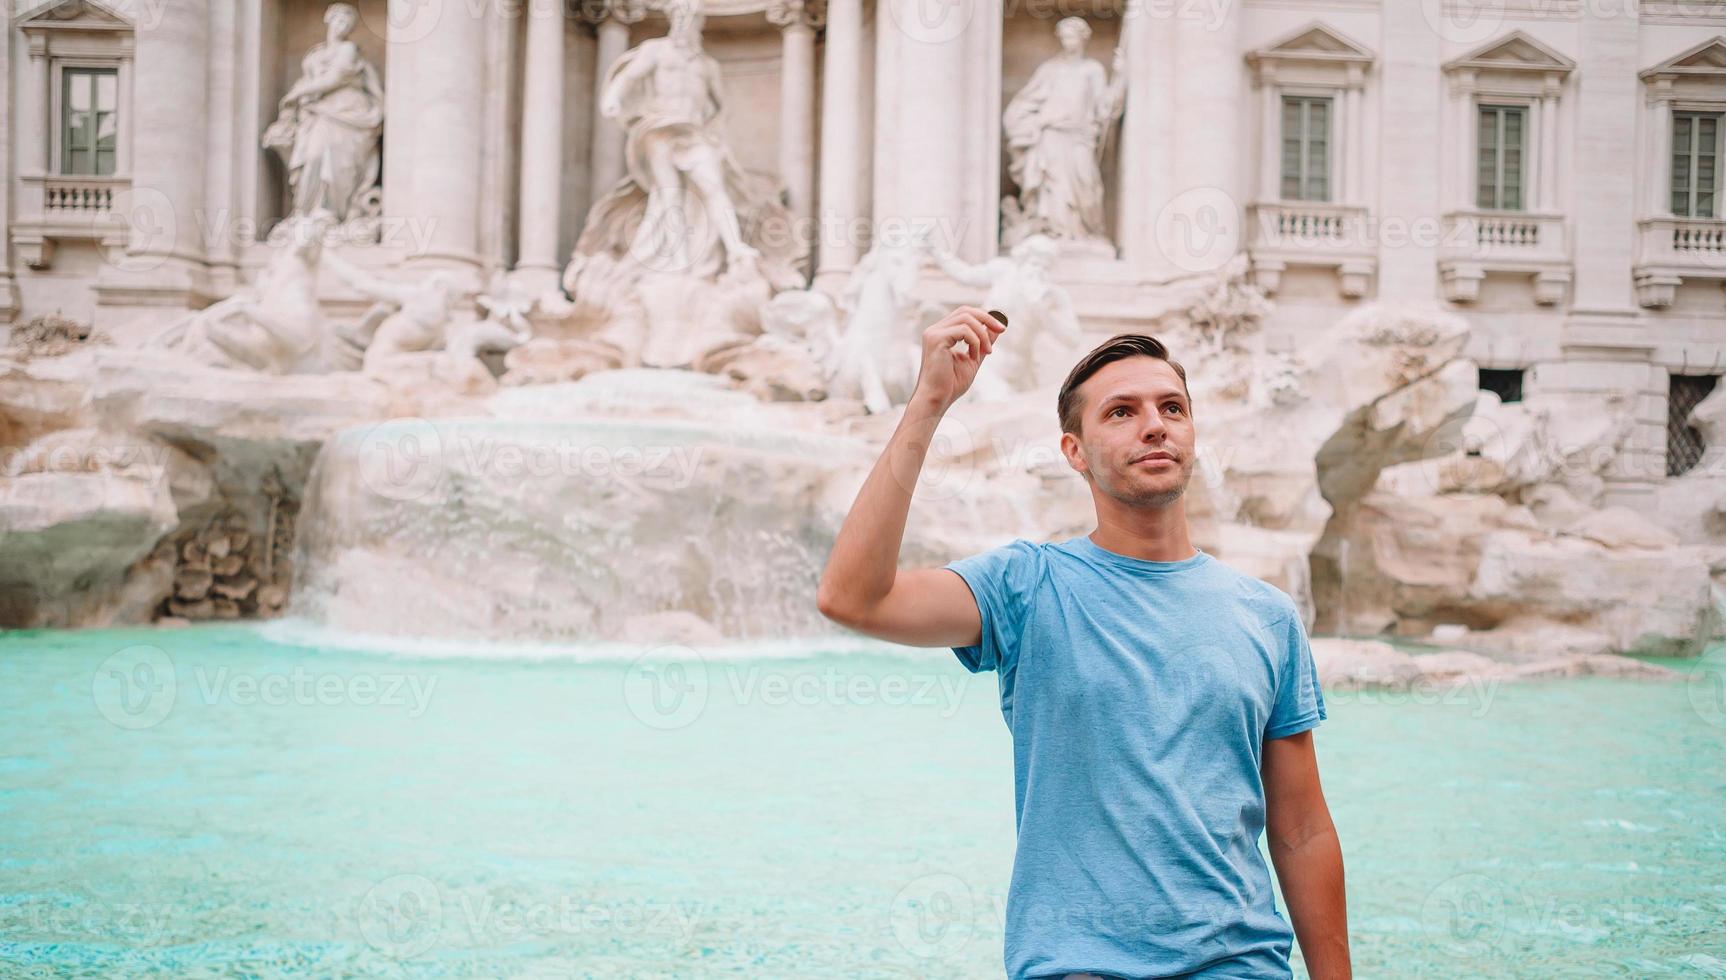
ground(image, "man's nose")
xmin=1139 ymin=412 xmax=1167 ymax=441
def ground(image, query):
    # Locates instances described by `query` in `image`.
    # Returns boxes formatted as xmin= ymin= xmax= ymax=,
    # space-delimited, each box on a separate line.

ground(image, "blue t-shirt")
xmin=943 ymin=534 xmax=1326 ymax=980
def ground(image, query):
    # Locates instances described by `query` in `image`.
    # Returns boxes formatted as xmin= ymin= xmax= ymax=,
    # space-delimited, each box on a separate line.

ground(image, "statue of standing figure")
xmin=932 ymin=235 xmax=1084 ymax=400
xmin=1001 ymin=17 xmax=1126 ymax=255
xmin=262 ymin=2 xmax=385 ymax=240
xmin=570 ymin=0 xmax=798 ymax=286
xmin=561 ymin=0 xmax=801 ymax=368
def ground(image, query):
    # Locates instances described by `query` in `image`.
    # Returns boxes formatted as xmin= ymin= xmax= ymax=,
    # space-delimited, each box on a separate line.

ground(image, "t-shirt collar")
xmin=1066 ymin=534 xmax=1210 ymax=573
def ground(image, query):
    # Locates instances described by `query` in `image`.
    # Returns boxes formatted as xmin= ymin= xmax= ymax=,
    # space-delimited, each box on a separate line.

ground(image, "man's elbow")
xmin=815 ymin=583 xmax=862 ymax=628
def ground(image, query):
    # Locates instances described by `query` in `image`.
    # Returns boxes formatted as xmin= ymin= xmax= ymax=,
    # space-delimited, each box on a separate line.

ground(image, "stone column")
xmin=1553 ymin=2 xmax=1656 ymax=507
xmin=769 ymin=0 xmax=823 ymax=279
xmin=1117 ymin=0 xmax=1174 ymax=271
xmin=1344 ymin=65 xmax=1365 ymax=206
xmin=204 ymin=0 xmax=240 ymax=292
xmin=1537 ymin=81 xmax=1559 ymax=211
xmin=95 ymin=0 xmax=211 ymax=316
xmin=1376 ymin=3 xmax=1443 ymax=299
xmin=1170 ymin=3 xmax=1242 ymax=206
xmin=586 ymin=1 xmax=644 ymax=207
xmin=0 ymin=24 xmax=18 ymax=321
xmin=1650 ymin=91 xmax=1673 ymax=216
xmin=402 ymin=0 xmax=486 ymax=280
xmin=1256 ymin=65 xmax=1279 ymax=202
xmin=873 ymin=0 xmax=970 ymax=258
xmin=515 ymin=0 xmax=567 ymax=295
xmin=19 ymin=34 xmax=49 ymax=175
xmin=814 ymin=0 xmax=864 ymax=291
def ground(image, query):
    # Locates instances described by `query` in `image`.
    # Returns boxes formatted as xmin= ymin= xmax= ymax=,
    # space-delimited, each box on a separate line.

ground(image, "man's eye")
xmin=1164 ymin=404 xmax=1184 ymax=415
xmin=1110 ymin=407 xmax=1129 ymax=418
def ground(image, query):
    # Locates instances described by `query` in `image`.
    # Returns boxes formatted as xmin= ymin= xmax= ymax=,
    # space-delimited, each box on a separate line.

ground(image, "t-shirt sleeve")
xmin=941 ymin=539 xmax=1039 ymax=674
xmin=1265 ymin=612 xmax=1327 ymax=740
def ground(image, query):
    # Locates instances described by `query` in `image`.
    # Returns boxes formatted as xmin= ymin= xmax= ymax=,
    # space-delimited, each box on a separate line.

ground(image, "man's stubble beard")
xmin=1088 ymin=449 xmax=1195 ymax=510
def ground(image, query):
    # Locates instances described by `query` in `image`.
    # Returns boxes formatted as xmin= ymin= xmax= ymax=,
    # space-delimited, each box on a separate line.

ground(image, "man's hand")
xmin=912 ymin=306 xmax=1007 ymax=412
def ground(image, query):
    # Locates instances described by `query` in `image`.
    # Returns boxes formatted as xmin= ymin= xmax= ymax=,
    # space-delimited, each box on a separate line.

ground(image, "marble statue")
xmin=1000 ymin=17 xmax=1126 ymax=255
xmin=262 ymin=2 xmax=384 ymax=239
xmin=322 ymin=252 xmax=461 ymax=374
xmin=931 ymin=235 xmax=1083 ymax=398
xmin=455 ymin=277 xmax=536 ymax=363
xmin=827 ymin=236 xmax=929 ymax=414
xmin=561 ymin=0 xmax=801 ymax=369
xmin=152 ymin=211 xmax=350 ymax=373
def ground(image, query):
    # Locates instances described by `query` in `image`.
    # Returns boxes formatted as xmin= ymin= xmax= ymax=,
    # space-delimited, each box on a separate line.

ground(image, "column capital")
xmin=767 ymin=0 xmax=825 ymax=32
xmin=577 ymin=0 xmax=646 ymax=28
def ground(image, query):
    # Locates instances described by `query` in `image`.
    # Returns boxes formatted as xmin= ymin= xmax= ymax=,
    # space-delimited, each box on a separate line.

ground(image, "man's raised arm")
xmin=815 ymin=307 xmax=1007 ymax=648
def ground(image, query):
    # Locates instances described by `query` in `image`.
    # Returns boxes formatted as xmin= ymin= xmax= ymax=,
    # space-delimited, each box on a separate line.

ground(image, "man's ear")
xmin=1059 ymin=430 xmax=1088 ymax=476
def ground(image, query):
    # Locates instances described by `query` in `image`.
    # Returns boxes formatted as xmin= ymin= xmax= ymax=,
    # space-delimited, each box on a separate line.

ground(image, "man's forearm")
xmin=1270 ymin=825 xmax=1350 ymax=979
xmin=817 ymin=394 xmax=945 ymax=615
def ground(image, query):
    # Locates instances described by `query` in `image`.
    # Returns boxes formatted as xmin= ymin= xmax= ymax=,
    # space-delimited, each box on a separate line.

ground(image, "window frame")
xmin=1279 ymin=91 xmax=1336 ymax=203
xmin=1670 ymin=105 xmax=1726 ymax=219
xmin=49 ymin=58 xmax=124 ymax=178
xmin=1476 ymin=99 xmax=1531 ymax=212
xmin=57 ymin=63 xmax=120 ymax=177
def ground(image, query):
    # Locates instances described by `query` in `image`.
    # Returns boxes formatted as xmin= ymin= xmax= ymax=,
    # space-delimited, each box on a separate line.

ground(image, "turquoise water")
xmin=1 ymin=625 xmax=1724 ymax=978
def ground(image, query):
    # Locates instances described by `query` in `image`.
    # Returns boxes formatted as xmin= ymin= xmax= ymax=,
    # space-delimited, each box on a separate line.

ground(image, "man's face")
xmin=1061 ymin=357 xmax=1196 ymax=507
xmin=1058 ymin=25 xmax=1087 ymax=54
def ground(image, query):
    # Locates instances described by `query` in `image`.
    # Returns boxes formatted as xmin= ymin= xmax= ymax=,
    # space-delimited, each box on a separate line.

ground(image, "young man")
xmin=817 ymin=307 xmax=1350 ymax=980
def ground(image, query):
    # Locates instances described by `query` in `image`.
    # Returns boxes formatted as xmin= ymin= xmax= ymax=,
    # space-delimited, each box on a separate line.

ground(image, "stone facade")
xmin=3 ymin=0 xmax=1725 ymax=505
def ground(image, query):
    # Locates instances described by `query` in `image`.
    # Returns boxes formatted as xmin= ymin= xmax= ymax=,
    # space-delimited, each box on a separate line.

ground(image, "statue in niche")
xmin=932 ymin=235 xmax=1084 ymax=400
xmin=152 ymin=210 xmax=361 ymax=373
xmin=562 ymin=0 xmax=802 ymax=369
xmin=263 ymin=1 xmax=385 ymax=242
xmin=1000 ymin=17 xmax=1126 ymax=256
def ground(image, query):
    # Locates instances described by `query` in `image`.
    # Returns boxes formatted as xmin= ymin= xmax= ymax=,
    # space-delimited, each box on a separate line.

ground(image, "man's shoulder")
xmin=1205 ymin=558 xmax=1302 ymax=626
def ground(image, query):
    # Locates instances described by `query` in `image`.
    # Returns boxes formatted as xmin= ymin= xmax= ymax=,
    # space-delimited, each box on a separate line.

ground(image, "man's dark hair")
xmin=1056 ymin=334 xmax=1190 ymax=435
